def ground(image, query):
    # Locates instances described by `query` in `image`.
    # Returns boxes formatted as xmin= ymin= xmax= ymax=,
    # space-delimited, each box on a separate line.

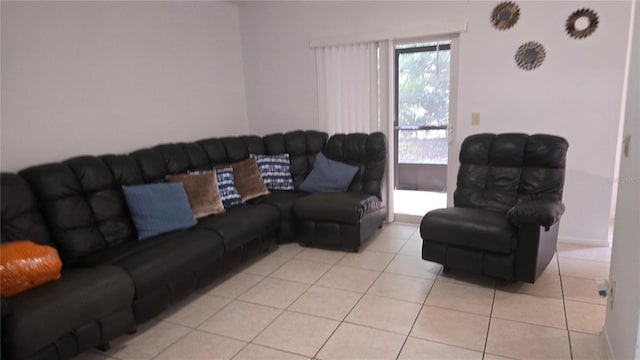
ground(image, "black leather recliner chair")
xmin=420 ymin=133 xmax=569 ymax=283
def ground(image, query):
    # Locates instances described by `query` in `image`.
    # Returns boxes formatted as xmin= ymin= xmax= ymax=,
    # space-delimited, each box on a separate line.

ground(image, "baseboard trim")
xmin=558 ymin=236 xmax=610 ymax=247
xmin=393 ymin=214 xmax=423 ymax=224
xmin=603 ymin=327 xmax=615 ymax=360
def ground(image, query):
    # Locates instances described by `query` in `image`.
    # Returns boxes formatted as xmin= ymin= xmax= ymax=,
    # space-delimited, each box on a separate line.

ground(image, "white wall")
xmin=1 ymin=1 xmax=249 ymax=172
xmin=238 ymin=1 xmax=467 ymax=135
xmin=238 ymin=1 xmax=632 ymax=245
xmin=605 ymin=1 xmax=639 ymax=358
xmin=457 ymin=1 xmax=631 ymax=245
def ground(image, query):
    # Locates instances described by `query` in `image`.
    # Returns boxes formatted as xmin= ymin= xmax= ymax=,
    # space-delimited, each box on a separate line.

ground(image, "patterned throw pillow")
xmin=215 ymin=167 xmax=244 ymax=208
xmin=251 ymin=153 xmax=295 ymax=191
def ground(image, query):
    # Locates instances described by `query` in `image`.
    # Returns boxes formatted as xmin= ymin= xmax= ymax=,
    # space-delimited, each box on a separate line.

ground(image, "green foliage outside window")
xmin=397 ymin=46 xmax=450 ymax=164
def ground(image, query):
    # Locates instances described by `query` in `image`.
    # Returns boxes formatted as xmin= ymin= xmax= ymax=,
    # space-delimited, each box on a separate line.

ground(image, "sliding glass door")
xmin=394 ymin=42 xmax=451 ymax=216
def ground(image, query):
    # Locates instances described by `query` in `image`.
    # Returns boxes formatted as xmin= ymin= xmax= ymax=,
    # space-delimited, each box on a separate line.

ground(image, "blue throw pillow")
xmin=122 ymin=183 xmax=197 ymax=240
xmin=251 ymin=153 xmax=294 ymax=191
xmin=215 ymin=167 xmax=244 ymax=208
xmin=299 ymin=153 xmax=359 ymax=193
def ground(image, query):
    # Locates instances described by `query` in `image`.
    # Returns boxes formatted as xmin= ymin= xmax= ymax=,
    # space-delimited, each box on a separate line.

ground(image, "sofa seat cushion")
xmin=77 ymin=229 xmax=224 ymax=298
xmin=420 ymin=208 xmax=515 ymax=254
xmin=249 ymin=190 xmax=308 ymax=221
xmin=196 ymin=204 xmax=280 ymax=252
xmin=293 ymin=192 xmax=383 ymax=225
xmin=3 ymin=266 xmax=134 ymax=360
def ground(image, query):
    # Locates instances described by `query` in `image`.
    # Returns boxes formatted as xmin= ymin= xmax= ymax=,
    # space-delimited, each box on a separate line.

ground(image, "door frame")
xmin=447 ymin=38 xmax=460 ymax=207
xmin=393 ymin=42 xmax=451 ymax=192
xmin=389 ymin=37 xmax=459 ymax=222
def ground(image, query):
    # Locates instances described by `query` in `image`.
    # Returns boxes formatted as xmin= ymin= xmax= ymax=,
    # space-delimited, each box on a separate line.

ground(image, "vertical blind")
xmin=315 ymin=40 xmax=395 ymax=221
xmin=315 ymin=42 xmax=380 ymax=134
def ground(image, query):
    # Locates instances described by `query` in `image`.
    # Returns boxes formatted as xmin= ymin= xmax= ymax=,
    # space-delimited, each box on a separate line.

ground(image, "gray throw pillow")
xmin=299 ymin=153 xmax=359 ymax=193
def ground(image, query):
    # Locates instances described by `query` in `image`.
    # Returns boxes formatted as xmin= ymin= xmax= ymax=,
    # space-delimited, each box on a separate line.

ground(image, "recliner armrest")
xmin=507 ymin=200 xmax=565 ymax=230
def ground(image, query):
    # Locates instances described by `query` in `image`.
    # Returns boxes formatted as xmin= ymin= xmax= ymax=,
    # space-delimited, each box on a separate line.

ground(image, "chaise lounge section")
xmin=294 ymin=133 xmax=387 ymax=252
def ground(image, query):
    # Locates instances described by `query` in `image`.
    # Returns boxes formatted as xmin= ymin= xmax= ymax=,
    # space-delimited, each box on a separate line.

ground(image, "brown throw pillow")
xmin=227 ymin=158 xmax=270 ymax=201
xmin=165 ymin=172 xmax=224 ymax=218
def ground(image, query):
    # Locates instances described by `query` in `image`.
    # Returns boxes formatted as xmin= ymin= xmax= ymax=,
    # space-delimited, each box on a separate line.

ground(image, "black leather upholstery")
xmin=325 ymin=132 xmax=387 ymax=199
xmin=422 ymin=208 xmax=515 ymax=254
xmin=2 ymin=267 xmax=135 ymax=360
xmin=0 ymin=173 xmax=136 ymax=360
xmin=294 ymin=132 xmax=387 ymax=251
xmin=294 ymin=192 xmax=383 ymax=225
xmin=196 ymin=204 xmax=279 ymax=251
xmin=1 ymin=173 xmax=53 ymax=247
xmin=0 ymin=129 xmax=388 ymax=359
xmin=263 ymin=130 xmax=328 ymax=188
xmin=249 ymin=190 xmax=309 ymax=242
xmin=421 ymin=133 xmax=568 ymax=283
xmin=454 ymin=133 xmax=567 ymax=211
xmin=507 ymin=199 xmax=565 ymax=230
xmin=19 ymin=159 xmax=137 ymax=264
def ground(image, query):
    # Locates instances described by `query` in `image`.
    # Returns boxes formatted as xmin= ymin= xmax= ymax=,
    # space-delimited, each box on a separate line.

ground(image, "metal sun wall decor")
xmin=566 ymin=8 xmax=599 ymax=39
xmin=515 ymin=41 xmax=546 ymax=71
xmin=491 ymin=1 xmax=521 ymax=30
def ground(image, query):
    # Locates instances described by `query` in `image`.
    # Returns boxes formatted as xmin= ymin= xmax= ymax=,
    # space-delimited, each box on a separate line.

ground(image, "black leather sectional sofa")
xmin=0 ymin=130 xmax=387 ymax=360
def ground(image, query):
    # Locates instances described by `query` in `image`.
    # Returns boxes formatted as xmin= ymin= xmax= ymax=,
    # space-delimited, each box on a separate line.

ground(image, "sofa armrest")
xmin=507 ymin=200 xmax=565 ymax=231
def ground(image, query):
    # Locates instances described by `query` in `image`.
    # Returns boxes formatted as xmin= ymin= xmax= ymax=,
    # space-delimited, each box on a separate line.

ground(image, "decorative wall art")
xmin=515 ymin=41 xmax=546 ymax=71
xmin=566 ymin=8 xmax=599 ymax=39
xmin=491 ymin=1 xmax=521 ymax=30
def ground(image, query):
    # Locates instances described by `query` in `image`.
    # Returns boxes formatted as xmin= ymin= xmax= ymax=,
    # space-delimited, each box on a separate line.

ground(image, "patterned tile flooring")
xmin=79 ymin=224 xmax=611 ymax=360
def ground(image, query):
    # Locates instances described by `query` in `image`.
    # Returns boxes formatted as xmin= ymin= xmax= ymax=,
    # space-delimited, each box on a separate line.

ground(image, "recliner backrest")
xmin=325 ymin=132 xmax=387 ymax=199
xmin=454 ymin=133 xmax=568 ymax=212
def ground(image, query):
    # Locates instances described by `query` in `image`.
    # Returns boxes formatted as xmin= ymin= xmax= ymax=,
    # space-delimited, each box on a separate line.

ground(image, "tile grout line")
xmin=394 ymin=266 xmax=441 ymax=360
xmin=127 ymin=226 xmax=415 ymax=360
xmin=155 ymin=248 xmax=289 ymax=360
xmin=557 ymin=251 xmax=575 ymax=360
xmin=97 ymin=229 xmax=388 ymax=360
xmin=480 ymin=279 xmax=497 ymax=360
xmin=150 ymin=325 xmax=196 ymax=360
xmin=171 ymin=244 xmax=297 ymax=359
xmin=242 ymin=244 xmax=348 ymax=357
xmin=312 ymin=230 xmax=414 ymax=359
xmin=107 ymin=234 xmax=611 ymax=360
xmin=195 ymin=244 xmax=323 ymax=359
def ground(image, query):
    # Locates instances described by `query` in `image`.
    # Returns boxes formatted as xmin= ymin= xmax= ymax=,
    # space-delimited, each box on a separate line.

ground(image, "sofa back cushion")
xmin=325 ymin=132 xmax=387 ymax=199
xmin=130 ymin=143 xmax=211 ymax=183
xmin=454 ymin=133 xmax=568 ymax=212
xmin=0 ymin=173 xmax=54 ymax=247
xmin=263 ymin=130 xmax=328 ymax=188
xmin=8 ymin=130 xmax=375 ymax=263
xmin=19 ymin=157 xmax=138 ymax=264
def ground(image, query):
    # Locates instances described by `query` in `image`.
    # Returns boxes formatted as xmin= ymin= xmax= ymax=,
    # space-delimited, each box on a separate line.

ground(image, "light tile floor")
xmin=394 ymin=190 xmax=447 ymax=217
xmin=80 ymin=223 xmax=611 ymax=360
